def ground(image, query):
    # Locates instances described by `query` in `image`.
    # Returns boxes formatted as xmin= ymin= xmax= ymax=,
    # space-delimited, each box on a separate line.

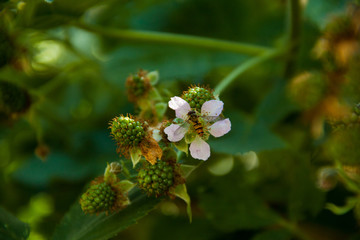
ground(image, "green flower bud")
xmin=137 ymin=160 xmax=176 ymax=197
xmin=182 ymin=86 xmax=215 ymax=111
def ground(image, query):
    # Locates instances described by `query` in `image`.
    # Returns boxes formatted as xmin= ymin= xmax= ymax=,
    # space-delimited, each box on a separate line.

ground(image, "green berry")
xmin=110 ymin=116 xmax=146 ymax=147
xmin=137 ymin=160 xmax=176 ymax=197
xmin=80 ymin=182 xmax=116 ymax=214
xmin=182 ymin=87 xmax=214 ymax=111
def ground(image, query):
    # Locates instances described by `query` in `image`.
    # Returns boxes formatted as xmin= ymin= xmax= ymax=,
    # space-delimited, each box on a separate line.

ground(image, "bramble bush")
xmin=1 ymin=0 xmax=360 ymax=240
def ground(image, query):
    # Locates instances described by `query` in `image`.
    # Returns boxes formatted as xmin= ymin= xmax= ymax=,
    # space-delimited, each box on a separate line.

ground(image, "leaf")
xmin=155 ymin=102 xmax=167 ymax=119
xmin=52 ymin=190 xmax=160 ymax=240
xmin=180 ymin=164 xmax=197 ymax=178
xmin=326 ymin=197 xmax=358 ymax=215
xmin=174 ymin=139 xmax=188 ymax=155
xmin=198 ymin=162 xmax=280 ymax=231
xmin=114 ymin=180 xmax=136 ymax=193
xmin=129 ymin=147 xmax=142 ymax=167
xmin=304 ymin=0 xmax=350 ymax=28
xmin=147 ymin=71 xmax=159 ymax=85
xmin=172 ymin=184 xmax=192 ymax=223
xmin=0 ymin=207 xmax=30 ymax=240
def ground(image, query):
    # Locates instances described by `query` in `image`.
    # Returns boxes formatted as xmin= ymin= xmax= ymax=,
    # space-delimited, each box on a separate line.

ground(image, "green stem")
xmin=334 ymin=159 xmax=360 ymax=193
xmin=73 ymin=22 xmax=271 ymax=56
xmin=284 ymin=0 xmax=301 ymax=78
xmin=214 ymin=49 xmax=283 ymax=96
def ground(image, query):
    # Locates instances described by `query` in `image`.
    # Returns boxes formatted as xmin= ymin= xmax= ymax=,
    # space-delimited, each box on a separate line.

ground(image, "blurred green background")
xmin=1 ymin=0 xmax=360 ymax=239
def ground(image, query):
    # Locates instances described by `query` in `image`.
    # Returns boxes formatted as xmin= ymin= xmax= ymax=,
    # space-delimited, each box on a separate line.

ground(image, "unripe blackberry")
xmin=182 ymin=86 xmax=215 ymax=111
xmin=126 ymin=69 xmax=152 ymax=103
xmin=288 ymin=72 xmax=326 ymax=110
xmin=80 ymin=182 xmax=116 ymax=215
xmin=110 ymin=116 xmax=146 ymax=148
xmin=137 ymin=160 xmax=175 ymax=197
xmin=0 ymin=81 xmax=30 ymax=117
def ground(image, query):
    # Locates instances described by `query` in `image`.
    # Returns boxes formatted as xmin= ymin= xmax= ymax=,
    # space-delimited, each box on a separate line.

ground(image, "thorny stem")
xmin=284 ymin=0 xmax=302 ymax=79
xmin=73 ymin=22 xmax=272 ymax=56
xmin=214 ymin=49 xmax=284 ymax=96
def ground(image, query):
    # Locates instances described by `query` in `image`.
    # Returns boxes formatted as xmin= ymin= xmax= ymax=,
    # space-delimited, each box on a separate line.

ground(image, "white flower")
xmin=164 ymin=97 xmax=231 ymax=160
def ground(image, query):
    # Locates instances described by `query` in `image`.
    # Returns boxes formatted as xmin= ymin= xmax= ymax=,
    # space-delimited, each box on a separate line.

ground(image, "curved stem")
xmin=214 ymin=49 xmax=283 ymax=96
xmin=73 ymin=22 xmax=272 ymax=56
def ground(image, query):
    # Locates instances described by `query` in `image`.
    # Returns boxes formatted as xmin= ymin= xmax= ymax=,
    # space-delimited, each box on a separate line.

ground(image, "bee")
xmin=187 ymin=110 xmax=204 ymax=137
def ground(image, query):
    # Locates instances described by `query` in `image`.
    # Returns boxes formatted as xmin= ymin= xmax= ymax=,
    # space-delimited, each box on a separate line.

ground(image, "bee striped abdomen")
xmin=188 ymin=110 xmax=204 ymax=137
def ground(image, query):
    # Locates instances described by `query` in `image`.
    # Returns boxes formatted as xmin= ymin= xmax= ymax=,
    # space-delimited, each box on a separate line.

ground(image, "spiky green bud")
xmin=80 ymin=182 xmax=116 ymax=214
xmin=137 ymin=160 xmax=175 ymax=197
xmin=182 ymin=86 xmax=214 ymax=111
xmin=110 ymin=116 xmax=146 ymax=148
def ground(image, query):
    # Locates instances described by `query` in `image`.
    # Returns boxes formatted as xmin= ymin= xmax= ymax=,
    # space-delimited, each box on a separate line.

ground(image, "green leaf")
xmin=174 ymin=139 xmax=188 ymax=155
xmin=0 ymin=207 xmax=30 ymax=240
xmin=114 ymin=180 xmax=136 ymax=193
xmin=155 ymin=102 xmax=167 ymax=119
xmin=172 ymin=184 xmax=192 ymax=223
xmin=129 ymin=148 xmax=142 ymax=167
xmin=147 ymin=71 xmax=159 ymax=85
xmin=52 ymin=190 xmax=160 ymax=240
xmin=198 ymin=162 xmax=280 ymax=231
xmin=326 ymin=197 xmax=358 ymax=215
xmin=180 ymin=164 xmax=197 ymax=178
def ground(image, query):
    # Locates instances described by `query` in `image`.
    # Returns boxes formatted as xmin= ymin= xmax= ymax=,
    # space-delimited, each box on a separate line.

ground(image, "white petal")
xmin=169 ymin=96 xmax=191 ymax=119
xmin=209 ymin=119 xmax=231 ymax=137
xmin=164 ymin=124 xmax=187 ymax=142
xmin=201 ymin=100 xmax=224 ymax=117
xmin=189 ymin=136 xmax=210 ymax=160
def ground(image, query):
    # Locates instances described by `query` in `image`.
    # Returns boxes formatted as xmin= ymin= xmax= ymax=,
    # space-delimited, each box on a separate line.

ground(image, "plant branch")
xmin=284 ymin=0 xmax=302 ymax=78
xmin=73 ymin=22 xmax=272 ymax=56
xmin=214 ymin=49 xmax=283 ymax=96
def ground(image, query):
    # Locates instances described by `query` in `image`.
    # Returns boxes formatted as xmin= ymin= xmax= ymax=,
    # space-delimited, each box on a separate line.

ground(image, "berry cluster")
xmin=126 ymin=70 xmax=151 ymax=102
xmin=137 ymin=160 xmax=175 ymax=197
xmin=110 ymin=116 xmax=146 ymax=147
xmin=80 ymin=182 xmax=116 ymax=214
xmin=182 ymin=86 xmax=214 ymax=111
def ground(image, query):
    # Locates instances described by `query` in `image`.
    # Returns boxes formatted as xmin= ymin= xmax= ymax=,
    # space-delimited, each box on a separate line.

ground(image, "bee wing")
xmin=174 ymin=122 xmax=190 ymax=136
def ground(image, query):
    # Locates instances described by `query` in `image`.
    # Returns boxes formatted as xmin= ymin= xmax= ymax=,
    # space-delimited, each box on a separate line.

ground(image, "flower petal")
xmin=164 ymin=124 xmax=187 ymax=142
xmin=189 ymin=136 xmax=210 ymax=160
xmin=209 ymin=118 xmax=231 ymax=137
xmin=201 ymin=100 xmax=224 ymax=117
xmin=169 ymin=97 xmax=191 ymax=119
